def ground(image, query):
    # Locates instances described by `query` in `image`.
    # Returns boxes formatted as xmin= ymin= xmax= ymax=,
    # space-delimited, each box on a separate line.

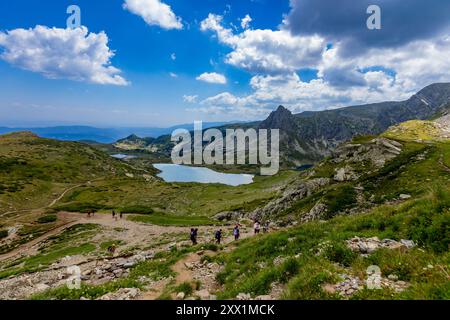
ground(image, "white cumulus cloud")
xmin=241 ymin=14 xmax=252 ymax=30
xmin=0 ymin=26 xmax=128 ymax=86
xmin=200 ymin=13 xmax=326 ymax=73
xmin=123 ymin=0 xmax=183 ymax=30
xmin=196 ymin=11 xmax=450 ymax=119
xmin=196 ymin=72 xmax=227 ymax=84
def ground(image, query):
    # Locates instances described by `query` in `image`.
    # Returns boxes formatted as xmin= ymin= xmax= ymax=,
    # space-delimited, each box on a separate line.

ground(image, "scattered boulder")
xmin=176 ymin=292 xmax=186 ymax=300
xmin=251 ymin=178 xmax=330 ymax=221
xmin=236 ymin=293 xmax=252 ymax=300
xmin=334 ymin=166 xmax=359 ymax=182
xmin=213 ymin=211 xmax=243 ymax=221
xmin=332 ymin=138 xmax=403 ymax=168
xmin=98 ymin=288 xmax=140 ymax=300
xmin=194 ymin=289 xmax=211 ymax=300
xmin=301 ymin=202 xmax=328 ymax=223
xmin=347 ymin=237 xmax=416 ymax=254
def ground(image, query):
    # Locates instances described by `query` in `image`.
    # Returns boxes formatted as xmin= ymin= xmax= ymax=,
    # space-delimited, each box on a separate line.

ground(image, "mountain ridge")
xmin=257 ymin=82 xmax=450 ymax=165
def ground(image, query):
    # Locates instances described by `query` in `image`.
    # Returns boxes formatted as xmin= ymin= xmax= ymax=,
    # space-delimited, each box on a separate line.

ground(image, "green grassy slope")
xmin=0 ymin=132 xmax=141 ymax=214
xmin=213 ymin=187 xmax=449 ymax=300
xmin=209 ymin=122 xmax=450 ymax=300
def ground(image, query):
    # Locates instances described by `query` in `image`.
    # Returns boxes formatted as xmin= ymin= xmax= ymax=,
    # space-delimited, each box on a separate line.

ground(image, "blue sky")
xmin=0 ymin=0 xmax=449 ymax=127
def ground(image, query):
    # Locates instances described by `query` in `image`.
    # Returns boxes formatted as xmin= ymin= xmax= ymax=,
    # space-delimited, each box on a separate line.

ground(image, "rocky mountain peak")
xmin=413 ymin=83 xmax=450 ymax=107
xmin=259 ymin=105 xmax=296 ymax=131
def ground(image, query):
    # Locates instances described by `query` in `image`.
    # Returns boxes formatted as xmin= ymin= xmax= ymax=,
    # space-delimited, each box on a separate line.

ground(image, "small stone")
xmin=400 ymin=239 xmax=416 ymax=249
xmin=388 ymin=274 xmax=399 ymax=281
xmin=176 ymin=292 xmax=186 ymax=300
xmin=236 ymin=293 xmax=251 ymax=300
xmin=194 ymin=289 xmax=211 ymax=300
xmin=82 ymin=270 xmax=92 ymax=276
xmin=123 ymin=262 xmax=135 ymax=268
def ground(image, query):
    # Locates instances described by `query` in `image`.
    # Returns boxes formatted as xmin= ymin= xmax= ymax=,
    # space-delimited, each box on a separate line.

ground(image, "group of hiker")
xmin=190 ymin=220 xmax=270 ymax=246
xmin=112 ymin=210 xmax=123 ymax=221
xmin=253 ymin=220 xmax=270 ymax=234
xmin=86 ymin=210 xmax=124 ymax=220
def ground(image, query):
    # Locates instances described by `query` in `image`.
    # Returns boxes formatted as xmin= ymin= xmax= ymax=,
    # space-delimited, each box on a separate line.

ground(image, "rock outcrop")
xmin=251 ymin=178 xmax=330 ymax=220
xmin=301 ymin=202 xmax=328 ymax=223
xmin=346 ymin=237 xmax=416 ymax=255
xmin=332 ymin=138 xmax=403 ymax=168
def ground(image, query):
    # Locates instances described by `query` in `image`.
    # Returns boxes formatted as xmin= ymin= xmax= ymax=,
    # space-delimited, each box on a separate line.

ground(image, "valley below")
xmin=0 ymin=84 xmax=449 ymax=301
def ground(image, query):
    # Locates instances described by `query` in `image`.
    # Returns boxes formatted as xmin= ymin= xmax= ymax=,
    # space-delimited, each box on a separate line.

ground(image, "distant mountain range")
xmin=0 ymin=122 xmax=233 ymax=144
xmin=2 ymin=83 xmax=450 ymax=167
xmin=258 ymin=83 xmax=450 ymax=165
xmin=111 ymin=83 xmax=450 ymax=167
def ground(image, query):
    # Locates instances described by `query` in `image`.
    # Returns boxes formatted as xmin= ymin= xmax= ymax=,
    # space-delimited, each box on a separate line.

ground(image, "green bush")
xmin=56 ymin=203 xmax=107 ymax=213
xmin=174 ymin=282 xmax=193 ymax=296
xmin=0 ymin=230 xmax=8 ymax=239
xmin=120 ymin=205 xmax=154 ymax=214
xmin=323 ymin=185 xmax=357 ymax=218
xmin=37 ymin=215 xmax=57 ymax=224
xmin=404 ymin=187 xmax=450 ymax=253
xmin=324 ymin=242 xmax=357 ymax=267
xmin=279 ymin=258 xmax=300 ymax=283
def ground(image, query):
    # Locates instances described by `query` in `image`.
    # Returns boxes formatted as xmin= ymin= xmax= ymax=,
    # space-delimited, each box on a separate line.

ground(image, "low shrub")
xmin=120 ymin=205 xmax=154 ymax=215
xmin=323 ymin=242 xmax=357 ymax=267
xmin=174 ymin=282 xmax=193 ymax=296
xmin=0 ymin=230 xmax=8 ymax=239
xmin=37 ymin=215 xmax=57 ymax=224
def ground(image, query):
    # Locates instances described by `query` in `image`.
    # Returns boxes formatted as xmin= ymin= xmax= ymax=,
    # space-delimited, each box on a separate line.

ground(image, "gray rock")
xmin=194 ymin=289 xmax=211 ymax=300
xmin=251 ymin=178 xmax=330 ymax=221
xmin=236 ymin=293 xmax=252 ymax=300
xmin=176 ymin=292 xmax=186 ymax=300
xmin=213 ymin=211 xmax=243 ymax=221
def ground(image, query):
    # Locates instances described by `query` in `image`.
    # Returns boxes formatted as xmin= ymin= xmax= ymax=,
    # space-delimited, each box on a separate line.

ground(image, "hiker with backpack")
xmin=254 ymin=221 xmax=261 ymax=234
xmin=190 ymin=228 xmax=198 ymax=245
xmin=233 ymin=224 xmax=240 ymax=241
xmin=215 ymin=229 xmax=222 ymax=244
xmin=263 ymin=221 xmax=270 ymax=233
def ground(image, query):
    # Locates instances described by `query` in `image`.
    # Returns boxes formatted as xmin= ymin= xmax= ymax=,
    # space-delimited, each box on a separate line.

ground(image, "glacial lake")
xmin=112 ymin=154 xmax=136 ymax=159
xmin=153 ymin=164 xmax=254 ymax=186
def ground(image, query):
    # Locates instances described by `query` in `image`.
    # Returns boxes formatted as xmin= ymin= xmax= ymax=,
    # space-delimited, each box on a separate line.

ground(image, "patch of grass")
xmin=37 ymin=214 xmax=57 ymax=224
xmin=55 ymin=203 xmax=110 ymax=213
xmin=128 ymin=213 xmax=218 ymax=227
xmin=100 ymin=240 xmax=124 ymax=251
xmin=120 ymin=205 xmax=154 ymax=214
xmin=174 ymin=282 xmax=193 ymax=296
xmin=0 ymin=224 xmax=101 ymax=279
xmin=322 ymin=185 xmax=358 ymax=218
xmin=323 ymin=242 xmax=357 ymax=267
xmin=214 ymin=186 xmax=450 ymax=300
